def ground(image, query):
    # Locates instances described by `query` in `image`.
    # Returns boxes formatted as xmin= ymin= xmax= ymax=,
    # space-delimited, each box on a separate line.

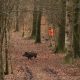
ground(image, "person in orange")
xmin=48 ymin=27 xmax=55 ymax=46
xmin=48 ymin=27 xmax=51 ymax=37
xmin=51 ymin=28 xmax=55 ymax=37
xmin=48 ymin=27 xmax=55 ymax=38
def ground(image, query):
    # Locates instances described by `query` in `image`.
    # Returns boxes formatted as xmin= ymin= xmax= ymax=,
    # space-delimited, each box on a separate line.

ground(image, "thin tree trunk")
xmin=0 ymin=16 xmax=4 ymax=80
xmin=4 ymin=26 xmax=9 ymax=75
xmin=15 ymin=0 xmax=19 ymax=31
xmin=0 ymin=34 xmax=4 ymax=80
xmin=22 ymin=18 xmax=25 ymax=37
xmin=0 ymin=2 xmax=5 ymax=78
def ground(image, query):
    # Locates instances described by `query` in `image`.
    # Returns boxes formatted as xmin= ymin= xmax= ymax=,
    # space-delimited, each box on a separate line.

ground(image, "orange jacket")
xmin=48 ymin=28 xmax=55 ymax=37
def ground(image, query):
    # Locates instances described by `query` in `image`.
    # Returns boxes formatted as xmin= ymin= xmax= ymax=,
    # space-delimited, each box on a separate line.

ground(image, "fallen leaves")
xmin=4 ymin=32 xmax=80 ymax=80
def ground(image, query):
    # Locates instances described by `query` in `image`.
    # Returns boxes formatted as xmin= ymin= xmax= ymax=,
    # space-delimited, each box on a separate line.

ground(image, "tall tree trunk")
xmin=0 ymin=2 xmax=4 ymax=78
xmin=31 ymin=0 xmax=38 ymax=39
xmin=57 ymin=24 xmax=65 ymax=52
xmin=65 ymin=0 xmax=74 ymax=61
xmin=4 ymin=26 xmax=9 ymax=75
xmin=54 ymin=0 xmax=66 ymax=53
xmin=0 ymin=34 xmax=4 ymax=80
xmin=0 ymin=16 xmax=4 ymax=80
xmin=35 ymin=11 xmax=42 ymax=43
xmin=31 ymin=11 xmax=37 ymax=38
xmin=73 ymin=0 xmax=80 ymax=58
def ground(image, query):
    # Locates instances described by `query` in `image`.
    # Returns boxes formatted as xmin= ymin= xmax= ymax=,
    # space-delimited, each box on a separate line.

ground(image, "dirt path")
xmin=4 ymin=32 xmax=80 ymax=80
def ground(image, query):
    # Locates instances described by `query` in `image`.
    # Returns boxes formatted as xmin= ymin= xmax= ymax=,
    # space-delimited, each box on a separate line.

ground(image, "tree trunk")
xmin=57 ymin=25 xmax=65 ymax=52
xmin=4 ymin=26 xmax=9 ymax=75
xmin=0 ymin=16 xmax=4 ymax=80
xmin=65 ymin=0 xmax=74 ymax=62
xmin=35 ymin=11 xmax=42 ymax=43
xmin=54 ymin=0 xmax=66 ymax=53
xmin=31 ymin=11 xmax=37 ymax=38
xmin=0 ymin=35 xmax=4 ymax=80
xmin=0 ymin=2 xmax=4 ymax=79
xmin=15 ymin=0 xmax=19 ymax=31
xmin=73 ymin=0 xmax=80 ymax=58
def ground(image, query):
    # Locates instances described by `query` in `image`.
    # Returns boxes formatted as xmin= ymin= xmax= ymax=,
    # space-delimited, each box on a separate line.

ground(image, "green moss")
xmin=64 ymin=53 xmax=74 ymax=64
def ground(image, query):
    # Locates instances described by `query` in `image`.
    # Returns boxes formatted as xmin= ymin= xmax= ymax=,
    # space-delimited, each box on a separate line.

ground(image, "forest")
xmin=0 ymin=0 xmax=80 ymax=80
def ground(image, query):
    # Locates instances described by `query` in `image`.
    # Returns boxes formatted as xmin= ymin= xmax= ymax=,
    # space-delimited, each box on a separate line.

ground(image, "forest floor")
xmin=4 ymin=32 xmax=80 ymax=80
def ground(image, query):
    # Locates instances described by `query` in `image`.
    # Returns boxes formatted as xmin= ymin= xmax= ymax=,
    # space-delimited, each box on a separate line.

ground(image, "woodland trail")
xmin=4 ymin=32 xmax=80 ymax=80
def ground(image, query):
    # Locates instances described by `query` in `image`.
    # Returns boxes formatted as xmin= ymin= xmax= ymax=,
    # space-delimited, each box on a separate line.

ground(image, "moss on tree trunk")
xmin=31 ymin=11 xmax=37 ymax=39
xmin=57 ymin=25 xmax=65 ymax=52
xmin=35 ymin=11 xmax=41 ymax=43
xmin=73 ymin=0 xmax=80 ymax=58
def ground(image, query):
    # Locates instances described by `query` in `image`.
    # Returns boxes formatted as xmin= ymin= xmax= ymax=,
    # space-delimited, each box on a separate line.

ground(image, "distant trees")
xmin=0 ymin=0 xmax=15 ymax=79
